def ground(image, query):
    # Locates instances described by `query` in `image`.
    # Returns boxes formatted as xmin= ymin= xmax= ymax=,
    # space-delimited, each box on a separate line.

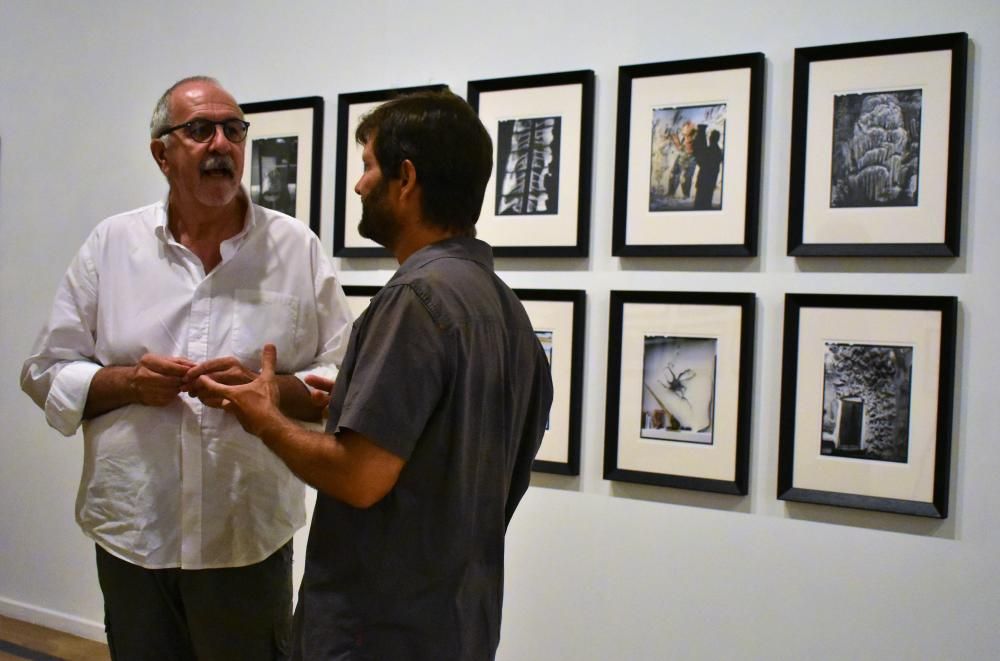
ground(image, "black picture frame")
xmin=514 ymin=289 xmax=587 ymax=475
xmin=240 ymin=96 xmax=324 ymax=235
xmin=778 ymin=294 xmax=957 ymax=517
xmin=333 ymin=84 xmax=448 ymax=257
xmin=612 ymin=53 xmax=764 ymax=257
xmin=604 ymin=291 xmax=755 ymax=494
xmin=787 ymin=33 xmax=969 ymax=256
xmin=467 ymin=70 xmax=595 ymax=257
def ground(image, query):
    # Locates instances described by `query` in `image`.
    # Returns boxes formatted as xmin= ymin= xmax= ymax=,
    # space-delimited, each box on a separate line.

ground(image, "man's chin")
xmin=194 ymin=181 xmax=242 ymax=208
xmin=357 ymin=216 xmax=375 ymax=241
xmin=357 ymin=223 xmax=393 ymax=249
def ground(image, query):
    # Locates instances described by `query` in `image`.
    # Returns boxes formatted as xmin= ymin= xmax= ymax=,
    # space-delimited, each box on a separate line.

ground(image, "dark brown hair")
xmin=356 ymin=90 xmax=493 ymax=236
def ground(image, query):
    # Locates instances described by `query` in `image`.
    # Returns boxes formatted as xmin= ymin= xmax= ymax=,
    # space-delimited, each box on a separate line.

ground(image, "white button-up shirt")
xmin=20 ymin=197 xmax=353 ymax=569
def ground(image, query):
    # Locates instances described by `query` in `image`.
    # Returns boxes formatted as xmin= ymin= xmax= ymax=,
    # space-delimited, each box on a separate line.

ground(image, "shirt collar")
xmin=393 ymin=236 xmax=494 ymax=280
xmin=153 ymin=187 xmax=257 ymax=252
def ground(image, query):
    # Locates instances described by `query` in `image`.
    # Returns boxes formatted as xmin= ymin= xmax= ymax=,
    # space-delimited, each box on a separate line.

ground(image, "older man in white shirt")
xmin=20 ymin=75 xmax=352 ymax=660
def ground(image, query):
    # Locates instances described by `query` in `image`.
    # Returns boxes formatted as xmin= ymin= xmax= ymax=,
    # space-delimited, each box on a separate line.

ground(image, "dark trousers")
xmin=95 ymin=542 xmax=292 ymax=661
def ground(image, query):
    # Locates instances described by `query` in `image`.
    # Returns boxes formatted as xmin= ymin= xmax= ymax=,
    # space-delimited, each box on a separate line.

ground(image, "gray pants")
xmin=95 ymin=542 xmax=292 ymax=661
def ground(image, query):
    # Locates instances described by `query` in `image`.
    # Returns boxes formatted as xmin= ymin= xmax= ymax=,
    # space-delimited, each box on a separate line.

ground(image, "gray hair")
xmin=150 ymin=75 xmax=223 ymax=143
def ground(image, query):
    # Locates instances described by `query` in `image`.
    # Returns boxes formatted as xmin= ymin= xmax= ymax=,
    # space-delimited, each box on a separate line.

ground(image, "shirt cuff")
xmin=45 ymin=361 xmax=103 ymax=436
xmin=293 ymin=364 xmax=339 ymax=388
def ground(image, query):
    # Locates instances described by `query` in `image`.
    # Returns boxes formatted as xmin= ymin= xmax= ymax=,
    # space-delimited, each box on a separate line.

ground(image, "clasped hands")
xmin=129 ymin=348 xmax=332 ymax=426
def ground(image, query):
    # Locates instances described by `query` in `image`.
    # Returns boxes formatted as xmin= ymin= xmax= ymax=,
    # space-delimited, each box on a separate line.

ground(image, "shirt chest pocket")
xmin=231 ymin=289 xmax=300 ymax=369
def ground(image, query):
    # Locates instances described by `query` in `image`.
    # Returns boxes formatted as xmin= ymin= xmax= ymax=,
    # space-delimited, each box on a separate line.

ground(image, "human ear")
xmin=398 ymin=159 xmax=418 ymax=195
xmin=150 ymin=139 xmax=169 ymax=175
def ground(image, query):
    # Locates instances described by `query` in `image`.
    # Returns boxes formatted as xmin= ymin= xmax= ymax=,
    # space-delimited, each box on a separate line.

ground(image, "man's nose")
xmin=208 ymin=124 xmax=233 ymax=151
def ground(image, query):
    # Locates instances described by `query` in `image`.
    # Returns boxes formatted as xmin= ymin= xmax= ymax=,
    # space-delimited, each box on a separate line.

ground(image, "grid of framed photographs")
xmin=317 ymin=32 xmax=965 ymax=519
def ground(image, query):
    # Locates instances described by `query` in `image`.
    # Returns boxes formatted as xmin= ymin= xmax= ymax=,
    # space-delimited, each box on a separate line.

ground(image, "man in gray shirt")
xmin=199 ymin=90 xmax=553 ymax=659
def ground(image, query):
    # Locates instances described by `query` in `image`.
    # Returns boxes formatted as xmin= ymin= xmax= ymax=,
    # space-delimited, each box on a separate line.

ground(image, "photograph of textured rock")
xmin=649 ymin=103 xmax=726 ymax=212
xmin=640 ymin=335 xmax=717 ymax=444
xmin=495 ymin=116 xmax=561 ymax=216
xmin=830 ymin=89 xmax=922 ymax=208
xmin=820 ymin=342 xmax=913 ymax=462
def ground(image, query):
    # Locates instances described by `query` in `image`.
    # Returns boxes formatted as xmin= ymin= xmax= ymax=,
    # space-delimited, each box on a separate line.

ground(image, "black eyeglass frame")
xmin=156 ymin=118 xmax=251 ymax=143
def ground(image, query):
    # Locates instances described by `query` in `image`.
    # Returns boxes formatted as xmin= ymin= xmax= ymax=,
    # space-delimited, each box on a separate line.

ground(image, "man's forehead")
xmin=172 ymin=81 xmax=241 ymax=116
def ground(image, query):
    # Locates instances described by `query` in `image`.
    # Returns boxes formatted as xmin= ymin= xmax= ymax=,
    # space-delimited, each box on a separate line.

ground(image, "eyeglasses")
xmin=156 ymin=118 xmax=250 ymax=143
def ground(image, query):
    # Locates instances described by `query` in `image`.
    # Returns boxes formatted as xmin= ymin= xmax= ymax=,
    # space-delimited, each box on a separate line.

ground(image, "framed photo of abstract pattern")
xmin=787 ymin=33 xmax=968 ymax=256
xmin=333 ymin=84 xmax=448 ymax=257
xmin=515 ymin=289 xmax=586 ymax=475
xmin=778 ymin=294 xmax=957 ymax=517
xmin=240 ymin=96 xmax=323 ymax=235
xmin=468 ymin=70 xmax=595 ymax=257
xmin=612 ymin=53 xmax=764 ymax=257
xmin=604 ymin=291 xmax=756 ymax=494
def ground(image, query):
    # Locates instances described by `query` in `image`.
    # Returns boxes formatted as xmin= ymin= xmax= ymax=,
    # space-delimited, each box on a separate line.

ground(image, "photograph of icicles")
xmin=648 ymin=103 xmax=726 ymax=212
xmin=495 ymin=116 xmax=561 ymax=215
xmin=820 ymin=342 xmax=914 ymax=463
xmin=830 ymin=89 xmax=922 ymax=208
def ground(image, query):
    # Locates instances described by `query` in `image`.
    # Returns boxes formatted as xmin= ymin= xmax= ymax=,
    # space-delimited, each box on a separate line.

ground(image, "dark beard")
xmin=357 ymin=179 xmax=399 ymax=249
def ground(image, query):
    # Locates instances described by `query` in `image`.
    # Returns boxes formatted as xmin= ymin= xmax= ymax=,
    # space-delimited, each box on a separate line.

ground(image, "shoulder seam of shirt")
xmin=381 ymin=281 xmax=445 ymax=329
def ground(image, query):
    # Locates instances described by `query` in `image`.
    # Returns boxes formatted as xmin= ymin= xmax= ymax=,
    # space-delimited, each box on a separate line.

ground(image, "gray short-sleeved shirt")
xmin=294 ymin=237 xmax=553 ymax=660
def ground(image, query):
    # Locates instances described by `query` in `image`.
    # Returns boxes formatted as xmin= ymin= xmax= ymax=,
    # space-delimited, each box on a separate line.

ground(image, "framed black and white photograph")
xmin=515 ymin=289 xmax=586 ymax=475
xmin=468 ymin=70 xmax=595 ymax=257
xmin=778 ymin=294 xmax=957 ymax=517
xmin=604 ymin=291 xmax=755 ymax=494
xmin=240 ymin=97 xmax=323 ymax=235
xmin=612 ymin=53 xmax=764 ymax=257
xmin=787 ymin=33 xmax=968 ymax=256
xmin=333 ymin=84 xmax=448 ymax=257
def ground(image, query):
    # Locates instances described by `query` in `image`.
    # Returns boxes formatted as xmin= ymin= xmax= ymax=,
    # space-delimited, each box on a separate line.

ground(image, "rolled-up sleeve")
xmin=20 ymin=236 xmax=102 ymax=436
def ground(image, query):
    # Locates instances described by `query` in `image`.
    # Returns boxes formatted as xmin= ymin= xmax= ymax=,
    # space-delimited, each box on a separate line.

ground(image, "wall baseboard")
xmin=0 ymin=596 xmax=105 ymax=643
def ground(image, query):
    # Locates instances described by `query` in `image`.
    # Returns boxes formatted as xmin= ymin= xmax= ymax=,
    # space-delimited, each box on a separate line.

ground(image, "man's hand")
xmin=131 ymin=354 xmax=197 ymax=406
xmin=183 ymin=356 xmax=257 ymax=407
xmin=194 ymin=344 xmax=285 ymax=438
xmin=83 ymin=354 xmax=195 ymax=419
xmin=304 ymin=374 xmax=335 ymax=415
xmin=196 ymin=346 xmax=403 ymax=507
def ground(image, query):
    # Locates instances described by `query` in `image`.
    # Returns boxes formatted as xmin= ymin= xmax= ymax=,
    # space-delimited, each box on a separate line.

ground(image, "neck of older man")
xmin=167 ymin=189 xmax=248 ymax=273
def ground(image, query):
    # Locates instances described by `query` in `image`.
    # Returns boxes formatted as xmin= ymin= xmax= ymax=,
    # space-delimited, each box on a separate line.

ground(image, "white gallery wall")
xmin=1 ymin=1 xmax=998 ymax=658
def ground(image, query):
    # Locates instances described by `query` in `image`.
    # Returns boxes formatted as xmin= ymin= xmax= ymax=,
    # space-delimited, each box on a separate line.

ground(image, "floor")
xmin=0 ymin=615 xmax=109 ymax=661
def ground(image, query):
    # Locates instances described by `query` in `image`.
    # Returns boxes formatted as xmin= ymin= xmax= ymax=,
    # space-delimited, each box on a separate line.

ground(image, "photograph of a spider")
xmin=641 ymin=335 xmax=718 ymax=444
xmin=661 ymin=365 xmax=696 ymax=404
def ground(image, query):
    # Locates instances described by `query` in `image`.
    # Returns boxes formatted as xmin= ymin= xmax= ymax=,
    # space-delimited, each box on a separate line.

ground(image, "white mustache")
xmin=200 ymin=155 xmax=236 ymax=175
